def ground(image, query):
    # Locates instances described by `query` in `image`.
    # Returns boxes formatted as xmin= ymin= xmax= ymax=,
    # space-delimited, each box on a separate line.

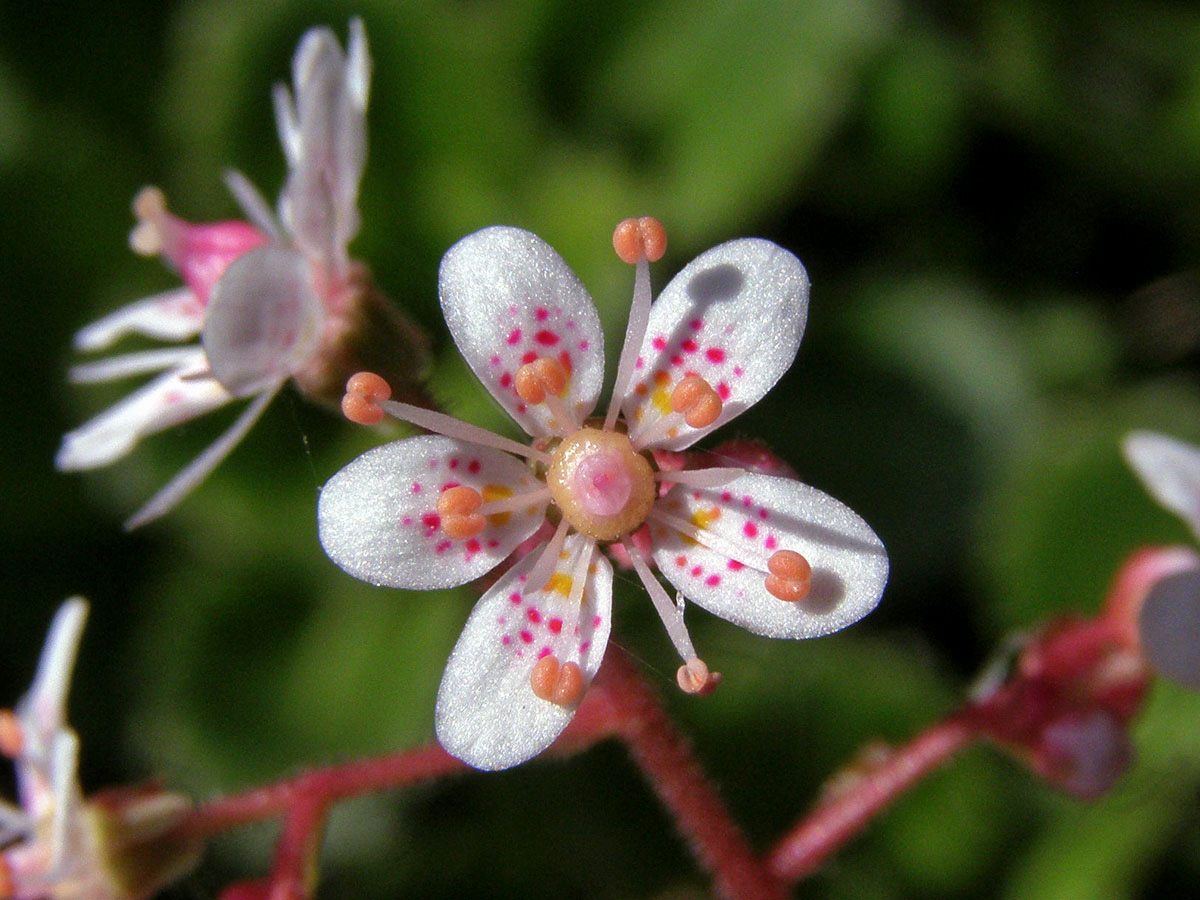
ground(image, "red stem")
xmin=767 ymin=713 xmax=978 ymax=882
xmin=595 ymin=647 xmax=790 ymax=900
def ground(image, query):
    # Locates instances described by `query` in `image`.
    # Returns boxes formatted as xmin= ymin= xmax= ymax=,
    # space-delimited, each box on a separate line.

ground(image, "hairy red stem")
xmin=768 ymin=713 xmax=977 ymax=882
xmin=596 ymin=647 xmax=790 ymax=900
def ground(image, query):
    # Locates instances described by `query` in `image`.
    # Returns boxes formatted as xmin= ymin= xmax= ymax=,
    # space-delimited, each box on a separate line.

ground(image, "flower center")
xmin=547 ymin=427 xmax=656 ymax=541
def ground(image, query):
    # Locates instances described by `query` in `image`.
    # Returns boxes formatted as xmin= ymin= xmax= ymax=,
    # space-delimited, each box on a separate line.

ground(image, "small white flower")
xmin=319 ymin=218 xmax=890 ymax=770
xmin=59 ymin=20 xmax=372 ymax=529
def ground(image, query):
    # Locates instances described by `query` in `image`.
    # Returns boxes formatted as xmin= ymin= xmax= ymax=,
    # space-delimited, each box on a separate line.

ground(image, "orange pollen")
xmin=670 ymin=375 xmax=723 ymax=428
xmin=0 ymin=709 xmax=22 ymax=758
xmin=437 ymin=485 xmax=485 ymax=540
xmin=530 ymin=655 xmax=585 ymax=706
xmin=514 ymin=357 xmax=568 ymax=405
xmin=613 ymin=216 xmax=668 ymax=264
xmin=766 ymin=549 xmax=813 ymax=602
xmin=341 ymin=371 xmax=392 ymax=425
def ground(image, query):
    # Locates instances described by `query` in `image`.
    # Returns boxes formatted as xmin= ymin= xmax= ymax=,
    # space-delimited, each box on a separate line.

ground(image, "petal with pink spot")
xmin=436 ymin=532 xmax=612 ymax=770
xmin=439 ymin=227 xmax=605 ymax=438
xmin=318 ymin=435 xmax=547 ymax=590
xmin=649 ymin=472 xmax=887 ymax=639
xmin=624 ymin=239 xmax=808 ymax=450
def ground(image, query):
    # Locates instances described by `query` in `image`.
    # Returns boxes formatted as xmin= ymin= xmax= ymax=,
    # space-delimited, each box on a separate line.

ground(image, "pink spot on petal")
xmin=717 ymin=382 xmax=731 ymax=401
xmin=449 ymin=458 xmax=459 ymax=469
xmin=579 ymin=640 xmax=591 ymax=653
xmin=743 ymin=522 xmax=758 ymax=538
xmin=592 ymin=615 xmax=602 ymax=627
xmin=705 ymin=574 xmax=721 ymax=587
xmin=706 ymin=347 xmax=726 ymax=364
xmin=499 ymin=372 xmax=512 ymax=388
xmin=758 ymin=508 xmax=769 ymax=519
xmin=490 ymin=355 xmax=501 ymax=366
xmin=468 ymin=459 xmax=481 ymax=474
xmin=435 ymin=540 xmax=452 ymax=553
xmin=538 ymin=646 xmax=552 ymax=659
xmin=690 ymin=566 xmax=703 ymax=577
xmin=502 ymin=635 xmax=512 ymax=646
xmin=509 ymin=592 xmax=522 ymax=605
xmin=548 ymin=618 xmax=563 ymax=634
xmin=527 ymin=608 xmax=542 ymax=624
xmin=411 ymin=482 xmax=422 ymax=493
xmin=486 ymin=539 xmax=499 ymax=549
xmin=465 ymin=538 xmax=481 ymax=556
xmin=720 ymin=491 xmax=732 ymax=502
xmin=535 ymin=330 xmax=560 ymax=346
xmin=727 ymin=560 xmax=744 ymax=571
xmin=733 ymin=366 xmax=744 ymax=377
xmin=670 ymin=354 xmax=684 ymax=366
xmin=682 ymin=339 xmax=698 ymax=353
xmin=421 ymin=514 xmax=440 ymax=536
xmin=535 ymin=308 xmax=548 ymax=321
xmin=521 ymin=351 xmax=538 ymax=364
xmin=689 ymin=319 xmax=703 ymax=331
xmin=742 ymin=496 xmax=753 ymax=508
xmin=579 ymin=339 xmax=589 ymax=351
xmin=520 ymin=630 xmax=533 ymax=644
xmin=442 ymin=481 xmax=460 ymax=491
xmin=635 ymin=358 xmax=644 ymax=369
xmin=765 ymin=536 xmax=778 ymax=550
xmin=401 ymin=516 xmax=413 ymax=525
xmin=675 ymin=555 xmax=687 ymax=567
xmin=652 ymin=336 xmax=667 ymax=350
xmin=507 ymin=328 xmax=522 ymax=345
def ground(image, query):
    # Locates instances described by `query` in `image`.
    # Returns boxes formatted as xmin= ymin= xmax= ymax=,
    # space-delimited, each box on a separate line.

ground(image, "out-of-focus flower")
xmin=1 ymin=601 xmax=200 ymax=900
xmin=1121 ymin=431 xmax=1200 ymax=689
xmin=58 ymin=20 xmax=430 ymax=529
xmin=319 ymin=218 xmax=889 ymax=770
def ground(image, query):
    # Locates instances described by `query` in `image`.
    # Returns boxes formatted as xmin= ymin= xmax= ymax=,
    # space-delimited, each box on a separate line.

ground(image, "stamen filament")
xmin=478 ymin=487 xmax=552 ymax=516
xmin=655 ymin=467 xmax=744 ymax=488
xmin=649 ymin=507 xmax=771 ymax=574
xmin=632 ymin=408 xmax=684 ymax=450
xmin=542 ymin=390 xmax=579 ymax=435
xmin=604 ymin=255 xmax=653 ymax=431
xmin=69 ymin=348 xmax=202 ymax=384
xmin=526 ymin=518 xmax=571 ymax=596
xmin=626 ymin=541 xmax=698 ymax=663
xmin=379 ymin=400 xmax=552 ymax=464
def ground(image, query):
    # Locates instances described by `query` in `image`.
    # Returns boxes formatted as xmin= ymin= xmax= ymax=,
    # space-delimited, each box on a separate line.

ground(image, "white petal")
xmin=649 ymin=472 xmax=888 ymax=639
xmin=1123 ymin=430 xmax=1200 ymax=541
xmin=624 ymin=239 xmax=808 ymax=451
xmin=318 ymin=435 xmax=548 ymax=590
xmin=436 ymin=533 xmax=612 ymax=770
xmin=439 ymin=227 xmax=606 ymax=438
xmin=17 ymin=600 xmax=87 ymax=755
xmin=73 ymin=288 xmax=205 ymax=352
xmin=56 ymin=360 xmax=232 ymax=471
xmin=202 ymin=246 xmax=324 ymax=398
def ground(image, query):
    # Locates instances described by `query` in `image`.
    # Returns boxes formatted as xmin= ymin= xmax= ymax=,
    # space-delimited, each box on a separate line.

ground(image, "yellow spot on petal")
xmin=651 ymin=387 xmax=672 ymax=415
xmin=545 ymin=573 xmax=573 ymax=596
xmin=482 ymin=483 xmax=513 ymax=525
xmin=691 ymin=507 xmax=720 ymax=530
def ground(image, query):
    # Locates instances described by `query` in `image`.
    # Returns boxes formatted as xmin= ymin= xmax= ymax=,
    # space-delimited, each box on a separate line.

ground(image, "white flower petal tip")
xmin=435 ymin=534 xmax=612 ymax=770
xmin=624 ymin=239 xmax=809 ymax=451
xmin=649 ymin=472 xmax=888 ymax=640
xmin=202 ymin=246 xmax=325 ymax=397
xmin=1123 ymin=430 xmax=1200 ymax=541
xmin=318 ymin=435 xmax=550 ymax=590
xmin=439 ymin=226 xmax=606 ymax=438
xmin=19 ymin=600 xmax=88 ymax=742
xmin=1139 ymin=566 xmax=1200 ymax=690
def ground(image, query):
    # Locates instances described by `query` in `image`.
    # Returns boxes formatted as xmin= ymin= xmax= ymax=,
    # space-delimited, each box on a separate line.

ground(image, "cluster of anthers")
xmin=320 ymin=217 xmax=888 ymax=770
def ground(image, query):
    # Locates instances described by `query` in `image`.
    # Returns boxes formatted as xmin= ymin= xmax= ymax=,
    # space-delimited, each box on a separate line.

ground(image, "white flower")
xmin=58 ymin=20 xmax=372 ymax=529
xmin=319 ymin=218 xmax=890 ymax=770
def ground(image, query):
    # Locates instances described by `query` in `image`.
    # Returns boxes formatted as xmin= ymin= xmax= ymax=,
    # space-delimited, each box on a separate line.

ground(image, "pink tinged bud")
xmin=130 ymin=187 xmax=268 ymax=306
xmin=1037 ymin=710 xmax=1132 ymax=800
xmin=1138 ymin=566 xmax=1200 ymax=690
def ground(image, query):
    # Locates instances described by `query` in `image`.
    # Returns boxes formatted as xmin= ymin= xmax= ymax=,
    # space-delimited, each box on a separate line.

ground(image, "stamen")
xmin=69 ymin=348 xmax=201 ymax=384
xmin=626 ymin=542 xmax=699 ymax=664
xmin=437 ymin=485 xmax=485 ymax=540
xmin=676 ymin=657 xmax=722 ymax=695
xmin=526 ymin=518 xmax=571 ymax=597
xmin=655 ymin=467 xmax=744 ymax=488
xmin=612 ymin=217 xmax=667 ymax=265
xmin=766 ymin=549 xmax=812 ymax=602
xmin=649 ymin=507 xmax=771 ymax=573
xmin=530 ymin=655 xmax=584 ymax=706
xmin=129 ymin=186 xmax=168 ymax=256
xmin=478 ymin=486 xmax=552 ymax=516
xmin=605 ymin=219 xmax=667 ymax=431
xmin=378 ymin=399 xmax=552 ymax=465
xmin=514 ymin=357 xmax=577 ymax=433
xmin=0 ymin=710 xmax=22 ymax=758
xmin=671 ymin=375 xmax=722 ymax=427
xmin=342 ymin=371 xmax=391 ymax=425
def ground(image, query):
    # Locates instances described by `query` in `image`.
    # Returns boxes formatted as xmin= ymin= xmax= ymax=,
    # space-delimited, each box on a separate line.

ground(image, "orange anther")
xmin=0 ymin=709 xmax=22 ymax=758
xmin=766 ymin=549 xmax=812 ymax=602
xmin=676 ymin=657 xmax=721 ymax=695
xmin=530 ymin=655 xmax=584 ymax=706
xmin=613 ymin=216 xmax=668 ymax=264
xmin=514 ymin=357 xmax=567 ymax=405
xmin=341 ymin=371 xmax=392 ymax=425
xmin=437 ymin=485 xmax=485 ymax=540
xmin=0 ymin=854 xmax=13 ymax=899
xmin=670 ymin=375 xmax=723 ymax=428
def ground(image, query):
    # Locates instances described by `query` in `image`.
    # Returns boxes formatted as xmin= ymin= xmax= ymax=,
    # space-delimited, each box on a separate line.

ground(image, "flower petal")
xmin=277 ymin=19 xmax=368 ymax=273
xmin=624 ymin=239 xmax=808 ymax=451
xmin=202 ymin=246 xmax=324 ymax=398
xmin=56 ymin=358 xmax=232 ymax=471
xmin=439 ymin=227 xmax=606 ymax=438
xmin=1123 ymin=430 xmax=1200 ymax=541
xmin=318 ymin=435 xmax=548 ymax=590
xmin=72 ymin=288 xmax=205 ymax=353
xmin=435 ymin=533 xmax=612 ymax=770
xmin=16 ymin=600 xmax=86 ymax=762
xmin=649 ymin=472 xmax=888 ymax=638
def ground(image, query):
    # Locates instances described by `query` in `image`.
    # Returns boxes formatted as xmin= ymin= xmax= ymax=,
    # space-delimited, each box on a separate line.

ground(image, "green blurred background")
xmin=3 ymin=0 xmax=1200 ymax=897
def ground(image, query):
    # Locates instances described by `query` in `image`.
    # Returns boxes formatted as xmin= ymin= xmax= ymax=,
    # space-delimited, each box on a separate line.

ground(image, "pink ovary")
xmin=573 ymin=453 xmax=633 ymax=517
